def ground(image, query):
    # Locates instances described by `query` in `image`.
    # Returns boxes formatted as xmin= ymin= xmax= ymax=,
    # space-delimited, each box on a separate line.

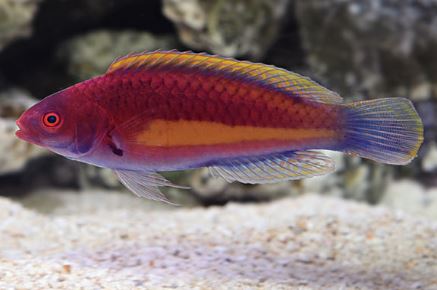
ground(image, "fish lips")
xmin=15 ymin=128 xmax=28 ymax=140
xmin=15 ymin=119 xmax=28 ymax=140
xmin=15 ymin=119 xmax=42 ymax=145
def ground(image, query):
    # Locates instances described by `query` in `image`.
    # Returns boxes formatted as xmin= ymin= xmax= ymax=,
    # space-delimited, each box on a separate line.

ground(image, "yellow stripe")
xmin=135 ymin=120 xmax=337 ymax=147
xmin=110 ymin=52 xmax=256 ymax=74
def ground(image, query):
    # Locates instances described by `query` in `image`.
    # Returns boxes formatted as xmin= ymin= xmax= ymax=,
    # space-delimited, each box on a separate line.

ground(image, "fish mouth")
xmin=15 ymin=119 xmax=33 ymax=143
xmin=15 ymin=119 xmax=25 ymax=138
xmin=15 ymin=126 xmax=43 ymax=146
xmin=15 ymin=128 xmax=25 ymax=139
xmin=15 ymin=126 xmax=29 ymax=142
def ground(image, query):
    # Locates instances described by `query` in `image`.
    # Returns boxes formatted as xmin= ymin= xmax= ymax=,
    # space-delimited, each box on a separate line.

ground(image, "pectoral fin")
xmin=114 ymin=170 xmax=189 ymax=204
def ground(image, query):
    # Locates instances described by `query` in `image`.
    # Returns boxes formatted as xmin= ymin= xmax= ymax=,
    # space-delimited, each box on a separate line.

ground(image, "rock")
xmin=0 ymin=194 xmax=435 ymax=289
xmin=0 ymin=89 xmax=47 ymax=174
xmin=163 ymin=0 xmax=290 ymax=58
xmin=298 ymin=152 xmax=393 ymax=203
xmin=295 ymin=0 xmax=437 ymax=100
xmin=422 ymin=141 xmax=437 ymax=172
xmin=78 ymin=165 xmax=122 ymax=190
xmin=382 ymin=179 xmax=437 ymax=219
xmin=190 ymin=168 xmax=294 ymax=204
xmin=0 ymin=88 xmax=35 ymax=117
xmin=0 ymin=0 xmax=40 ymax=51
xmin=58 ymin=30 xmax=178 ymax=80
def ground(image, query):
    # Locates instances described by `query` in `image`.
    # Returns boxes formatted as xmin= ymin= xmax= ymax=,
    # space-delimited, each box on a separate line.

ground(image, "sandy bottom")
xmin=0 ymin=192 xmax=435 ymax=289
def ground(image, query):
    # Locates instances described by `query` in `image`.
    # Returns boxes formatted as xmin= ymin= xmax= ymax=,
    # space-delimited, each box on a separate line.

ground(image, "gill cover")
xmin=70 ymin=98 xmax=110 ymax=156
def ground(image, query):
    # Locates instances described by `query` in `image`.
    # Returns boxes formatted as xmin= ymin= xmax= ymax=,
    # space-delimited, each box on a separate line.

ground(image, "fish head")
xmin=16 ymin=88 xmax=109 ymax=159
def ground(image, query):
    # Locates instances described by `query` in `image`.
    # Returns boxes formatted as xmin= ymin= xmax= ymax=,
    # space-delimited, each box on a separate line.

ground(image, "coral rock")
xmin=59 ymin=30 xmax=178 ymax=80
xmin=0 ymin=89 xmax=47 ymax=174
xmin=0 ymin=0 xmax=41 ymax=51
xmin=163 ymin=0 xmax=291 ymax=58
xmin=295 ymin=0 xmax=437 ymax=100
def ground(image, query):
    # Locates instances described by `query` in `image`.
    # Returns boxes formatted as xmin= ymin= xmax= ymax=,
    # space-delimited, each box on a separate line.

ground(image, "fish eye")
xmin=43 ymin=112 xmax=61 ymax=127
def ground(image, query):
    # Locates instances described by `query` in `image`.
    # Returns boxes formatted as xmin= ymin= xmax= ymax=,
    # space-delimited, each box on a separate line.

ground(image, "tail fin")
xmin=343 ymin=98 xmax=423 ymax=165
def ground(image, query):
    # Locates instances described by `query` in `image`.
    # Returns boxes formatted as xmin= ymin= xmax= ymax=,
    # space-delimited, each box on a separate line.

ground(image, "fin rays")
xmin=114 ymin=170 xmax=188 ymax=204
xmin=344 ymin=98 xmax=423 ymax=165
xmin=209 ymin=151 xmax=335 ymax=184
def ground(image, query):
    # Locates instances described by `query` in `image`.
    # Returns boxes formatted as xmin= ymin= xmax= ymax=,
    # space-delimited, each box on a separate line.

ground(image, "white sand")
xmin=0 ymin=193 xmax=436 ymax=289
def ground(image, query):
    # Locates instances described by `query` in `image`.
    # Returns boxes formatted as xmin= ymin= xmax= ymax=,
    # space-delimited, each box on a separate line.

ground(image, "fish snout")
xmin=15 ymin=116 xmax=35 ymax=143
xmin=15 ymin=117 xmax=25 ymax=138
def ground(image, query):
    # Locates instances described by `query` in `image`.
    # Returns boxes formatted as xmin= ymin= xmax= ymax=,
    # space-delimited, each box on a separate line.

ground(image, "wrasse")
xmin=16 ymin=50 xmax=424 ymax=203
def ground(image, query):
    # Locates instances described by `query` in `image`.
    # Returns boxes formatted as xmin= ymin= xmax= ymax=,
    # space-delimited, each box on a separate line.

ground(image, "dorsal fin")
xmin=107 ymin=50 xmax=343 ymax=104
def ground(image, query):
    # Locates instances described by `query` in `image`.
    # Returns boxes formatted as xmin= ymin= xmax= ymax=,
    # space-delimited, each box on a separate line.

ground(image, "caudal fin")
xmin=343 ymin=98 xmax=423 ymax=165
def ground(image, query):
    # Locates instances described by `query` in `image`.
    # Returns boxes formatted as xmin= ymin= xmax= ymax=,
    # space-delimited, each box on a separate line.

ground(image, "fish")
xmin=16 ymin=50 xmax=424 ymax=203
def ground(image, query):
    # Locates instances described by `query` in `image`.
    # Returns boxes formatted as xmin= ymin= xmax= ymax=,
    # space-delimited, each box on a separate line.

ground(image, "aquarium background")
xmin=1 ymin=0 xmax=435 ymax=216
xmin=0 ymin=1 xmax=436 ymax=288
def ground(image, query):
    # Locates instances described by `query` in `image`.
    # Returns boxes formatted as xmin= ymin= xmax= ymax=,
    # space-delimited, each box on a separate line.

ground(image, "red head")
xmin=16 ymin=87 xmax=109 ymax=159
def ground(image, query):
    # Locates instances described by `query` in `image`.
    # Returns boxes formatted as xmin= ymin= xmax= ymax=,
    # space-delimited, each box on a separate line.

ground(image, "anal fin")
xmin=114 ymin=170 xmax=189 ymax=204
xmin=209 ymin=151 xmax=335 ymax=184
